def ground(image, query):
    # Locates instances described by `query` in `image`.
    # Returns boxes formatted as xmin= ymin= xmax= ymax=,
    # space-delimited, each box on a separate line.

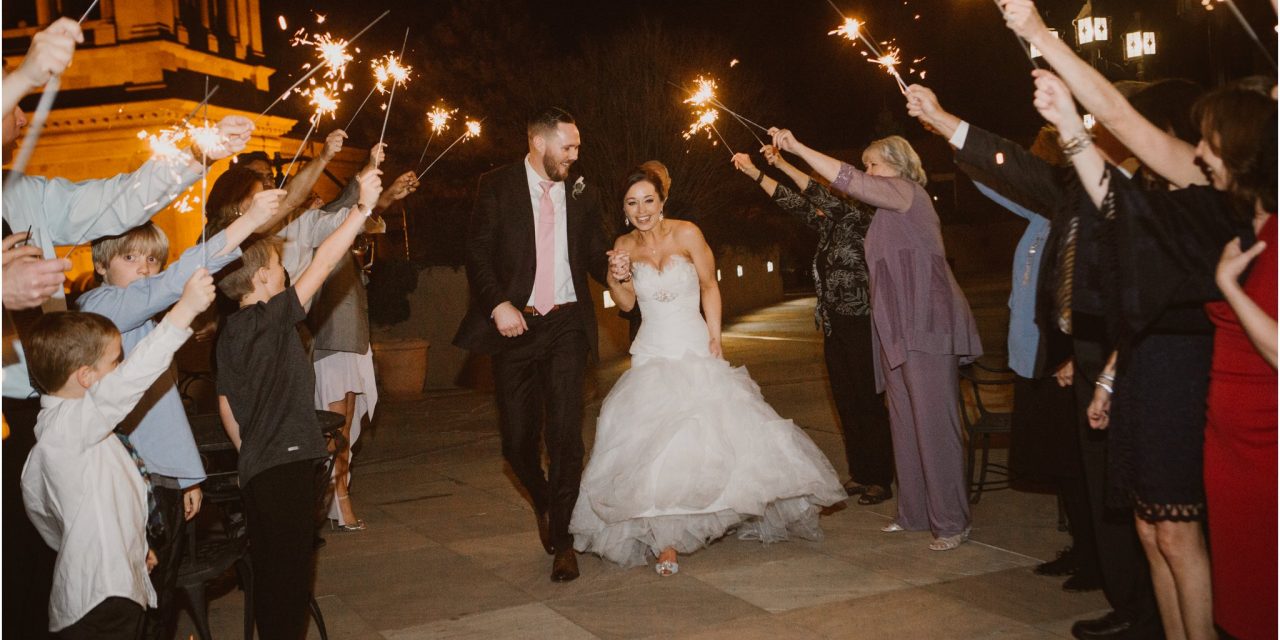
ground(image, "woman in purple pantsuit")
xmin=771 ymin=129 xmax=983 ymax=550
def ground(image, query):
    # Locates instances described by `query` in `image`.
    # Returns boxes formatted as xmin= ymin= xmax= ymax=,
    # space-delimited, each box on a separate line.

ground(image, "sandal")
xmin=331 ymin=495 xmax=366 ymax=532
xmin=880 ymin=522 xmax=905 ymax=533
xmin=929 ymin=528 xmax=971 ymax=551
xmin=654 ymin=560 xmax=679 ymax=577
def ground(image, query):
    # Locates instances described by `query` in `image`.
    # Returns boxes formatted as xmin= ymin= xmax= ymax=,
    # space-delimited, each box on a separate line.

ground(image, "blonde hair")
xmin=90 ymin=223 xmax=169 ymax=278
xmin=217 ymin=236 xmax=283 ymax=302
xmin=863 ymin=136 xmax=927 ymax=187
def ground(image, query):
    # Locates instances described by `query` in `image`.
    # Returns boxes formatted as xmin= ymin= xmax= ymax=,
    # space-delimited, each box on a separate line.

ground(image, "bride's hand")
xmin=708 ymin=336 xmax=722 ymax=359
xmin=606 ymin=249 xmax=631 ymax=282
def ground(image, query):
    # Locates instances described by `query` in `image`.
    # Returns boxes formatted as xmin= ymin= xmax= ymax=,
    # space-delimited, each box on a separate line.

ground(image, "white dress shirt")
xmin=523 ymin=156 xmax=576 ymax=306
xmin=21 ymin=320 xmax=192 ymax=631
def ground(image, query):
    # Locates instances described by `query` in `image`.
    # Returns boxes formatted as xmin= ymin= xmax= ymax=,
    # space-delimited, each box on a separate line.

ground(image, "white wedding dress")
xmin=570 ymin=255 xmax=847 ymax=568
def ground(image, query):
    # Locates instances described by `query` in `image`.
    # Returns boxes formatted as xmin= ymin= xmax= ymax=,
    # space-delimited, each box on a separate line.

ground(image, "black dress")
xmin=1082 ymin=169 xmax=1251 ymax=522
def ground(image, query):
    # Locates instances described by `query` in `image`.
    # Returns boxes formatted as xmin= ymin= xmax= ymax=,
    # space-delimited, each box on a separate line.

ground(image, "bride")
xmin=570 ymin=164 xmax=847 ymax=576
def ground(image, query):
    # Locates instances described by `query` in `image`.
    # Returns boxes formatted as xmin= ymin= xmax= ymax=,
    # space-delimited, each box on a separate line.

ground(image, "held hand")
xmin=606 ymin=250 xmax=632 ymax=282
xmin=378 ymin=171 xmax=419 ymax=209
xmin=365 ymin=142 xmax=387 ymax=170
xmin=1087 ymin=382 xmax=1111 ymax=430
xmin=321 ymin=129 xmax=348 ymax=161
xmin=243 ymin=188 xmax=287 ymax=227
xmin=761 ymin=145 xmax=783 ymax=167
xmin=146 ymin=549 xmax=158 ymax=572
xmin=905 ymin=85 xmax=943 ymax=123
xmin=708 ymin=336 xmax=723 ymax=359
xmin=183 ymin=486 xmax=203 ymax=521
xmin=999 ymin=0 xmax=1050 ymax=41
xmin=210 ymin=116 xmax=254 ymax=160
xmin=731 ymin=153 xmax=757 ymax=175
xmin=1032 ymin=70 xmax=1083 ymax=134
xmin=1216 ymin=237 xmax=1267 ymax=293
xmin=17 ymin=18 xmax=82 ymax=88
xmin=173 ymin=268 xmax=216 ymax=321
xmin=356 ymin=168 xmax=384 ymax=211
xmin=2 ymin=234 xmax=69 ymax=310
xmin=492 ymin=301 xmax=528 ymax=338
xmin=1053 ymin=359 xmax=1074 ymax=387
xmin=769 ymin=128 xmax=801 ymax=154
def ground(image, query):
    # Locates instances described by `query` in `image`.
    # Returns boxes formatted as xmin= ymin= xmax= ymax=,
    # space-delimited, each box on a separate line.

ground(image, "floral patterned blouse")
xmin=771 ymin=180 xmax=875 ymax=334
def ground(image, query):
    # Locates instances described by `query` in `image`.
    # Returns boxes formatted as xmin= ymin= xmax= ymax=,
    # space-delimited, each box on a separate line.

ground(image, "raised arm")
xmin=79 ymin=270 xmax=212 ymax=444
xmin=733 ymin=152 xmax=824 ymax=231
xmin=292 ymin=169 xmax=382 ymax=308
xmin=771 ymin=128 xmax=913 ymax=211
xmin=1032 ymin=70 xmax=1108 ymax=208
xmin=681 ymin=223 xmax=723 ymax=358
xmin=3 ymin=18 xmax=81 ymax=114
xmin=1001 ymin=0 xmax=1206 ymax=187
xmin=2 ymin=115 xmax=252 ymax=245
xmin=280 ymin=129 xmax=346 ymax=212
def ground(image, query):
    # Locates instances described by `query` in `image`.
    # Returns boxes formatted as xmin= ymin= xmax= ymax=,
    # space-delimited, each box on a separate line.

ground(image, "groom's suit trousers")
xmin=492 ymin=305 xmax=588 ymax=552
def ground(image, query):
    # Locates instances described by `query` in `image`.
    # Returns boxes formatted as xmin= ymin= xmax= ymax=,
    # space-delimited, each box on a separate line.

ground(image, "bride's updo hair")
xmin=619 ymin=165 xmax=667 ymax=204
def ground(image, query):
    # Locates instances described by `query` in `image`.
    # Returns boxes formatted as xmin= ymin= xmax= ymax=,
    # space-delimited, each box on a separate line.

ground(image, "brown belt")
xmin=521 ymin=301 xmax=575 ymax=317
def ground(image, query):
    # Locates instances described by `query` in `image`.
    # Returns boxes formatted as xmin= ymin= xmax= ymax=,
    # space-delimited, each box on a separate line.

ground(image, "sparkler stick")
xmin=278 ymin=120 xmax=317 ymax=188
xmin=201 ymin=76 xmax=209 ymax=265
xmin=990 ymin=0 xmax=1041 ymax=69
xmin=1220 ymin=0 xmax=1277 ymax=69
xmin=343 ymin=86 xmax=377 ymax=130
xmin=78 ymin=0 xmax=100 ymax=23
xmin=672 ymin=77 xmax=768 ymax=146
xmin=416 ymin=120 xmax=482 ymax=180
xmin=376 ymin=28 xmax=412 ymax=161
xmin=827 ymin=13 xmax=909 ymax=94
xmin=255 ymin=9 xmax=388 ymax=122
xmin=417 ymin=104 xmax=456 ymax=168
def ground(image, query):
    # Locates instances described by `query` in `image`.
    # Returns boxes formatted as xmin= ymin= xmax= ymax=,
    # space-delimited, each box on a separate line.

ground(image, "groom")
xmin=453 ymin=107 xmax=607 ymax=582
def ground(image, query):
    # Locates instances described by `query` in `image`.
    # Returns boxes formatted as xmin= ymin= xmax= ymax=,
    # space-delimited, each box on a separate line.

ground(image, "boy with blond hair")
xmin=76 ymin=186 xmax=286 ymax=639
xmin=21 ymin=270 xmax=215 ymax=638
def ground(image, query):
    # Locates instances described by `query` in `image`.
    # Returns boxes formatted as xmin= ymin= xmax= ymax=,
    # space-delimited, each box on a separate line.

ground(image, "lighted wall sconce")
xmin=766 ymin=261 xmax=774 ymax=273
xmin=1125 ymin=31 xmax=1156 ymax=59
xmin=1075 ymin=16 xmax=1108 ymax=44
xmin=736 ymin=265 xmax=744 ymax=278
xmin=603 ymin=290 xmax=616 ymax=309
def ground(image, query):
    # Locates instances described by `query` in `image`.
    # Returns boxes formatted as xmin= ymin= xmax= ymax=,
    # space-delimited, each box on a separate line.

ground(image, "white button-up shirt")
xmin=523 ymin=156 xmax=576 ymax=306
xmin=21 ymin=320 xmax=192 ymax=632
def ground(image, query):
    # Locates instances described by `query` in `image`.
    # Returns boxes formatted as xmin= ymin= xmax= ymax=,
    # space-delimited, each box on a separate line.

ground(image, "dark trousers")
xmin=1072 ymin=334 xmax=1159 ymax=633
xmin=242 ymin=460 xmax=319 ymax=640
xmin=56 ymin=597 xmax=144 ymax=640
xmin=492 ymin=306 xmax=588 ymax=552
xmin=823 ymin=314 xmax=893 ymax=488
xmin=143 ymin=485 xmax=188 ymax=640
xmin=3 ymin=396 xmax=56 ymax=639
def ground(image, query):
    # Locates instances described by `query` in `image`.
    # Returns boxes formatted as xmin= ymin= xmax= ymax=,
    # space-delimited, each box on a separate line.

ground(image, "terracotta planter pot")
xmin=371 ymin=338 xmax=430 ymax=399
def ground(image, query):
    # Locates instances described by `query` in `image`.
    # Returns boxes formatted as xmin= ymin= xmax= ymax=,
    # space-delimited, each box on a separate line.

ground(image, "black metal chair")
xmin=958 ymin=361 xmax=1016 ymax=504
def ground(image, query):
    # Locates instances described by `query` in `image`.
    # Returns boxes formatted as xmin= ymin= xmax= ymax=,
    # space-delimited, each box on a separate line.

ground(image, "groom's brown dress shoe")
xmin=536 ymin=509 xmax=554 ymax=555
xmin=551 ymin=548 xmax=579 ymax=582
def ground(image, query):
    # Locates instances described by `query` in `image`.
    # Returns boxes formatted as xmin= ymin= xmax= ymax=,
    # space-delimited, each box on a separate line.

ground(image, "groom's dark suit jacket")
xmin=452 ymin=161 xmax=608 ymax=357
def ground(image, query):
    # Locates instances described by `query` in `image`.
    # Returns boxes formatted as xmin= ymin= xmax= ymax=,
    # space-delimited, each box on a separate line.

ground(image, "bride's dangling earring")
xmin=658 ymin=210 xmax=665 ymax=222
xmin=624 ymin=216 xmax=630 ymax=227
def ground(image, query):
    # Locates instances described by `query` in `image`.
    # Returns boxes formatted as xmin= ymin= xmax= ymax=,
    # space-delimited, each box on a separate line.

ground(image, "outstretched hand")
xmin=209 ymin=116 xmax=254 ymax=160
xmin=731 ymin=153 xmax=757 ymax=175
xmin=378 ymin=171 xmax=420 ymax=209
xmin=769 ymin=128 xmax=801 ymax=154
xmin=16 ymin=18 xmax=82 ymax=89
xmin=321 ymin=129 xmax=348 ymax=161
xmin=356 ymin=168 xmax=384 ymax=212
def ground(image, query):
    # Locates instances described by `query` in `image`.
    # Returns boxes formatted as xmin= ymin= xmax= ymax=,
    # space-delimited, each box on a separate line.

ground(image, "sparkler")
xmin=254 ymin=9 xmax=388 ymax=122
xmin=278 ymin=85 xmax=342 ymax=188
xmin=376 ymin=28 xmax=413 ymax=160
xmin=416 ymin=119 xmax=482 ymax=180
xmin=676 ymin=76 xmax=767 ymax=147
xmin=416 ymin=103 xmax=458 ymax=168
xmin=683 ymin=108 xmax=734 ymax=156
xmin=824 ymin=3 xmax=910 ymax=94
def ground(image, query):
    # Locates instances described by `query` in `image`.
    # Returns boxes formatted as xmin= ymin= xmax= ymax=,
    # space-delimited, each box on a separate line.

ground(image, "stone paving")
xmin=179 ymin=288 xmax=1109 ymax=639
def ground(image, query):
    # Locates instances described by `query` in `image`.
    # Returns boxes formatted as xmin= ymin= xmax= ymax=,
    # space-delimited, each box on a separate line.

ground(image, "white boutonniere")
xmin=572 ymin=176 xmax=586 ymax=199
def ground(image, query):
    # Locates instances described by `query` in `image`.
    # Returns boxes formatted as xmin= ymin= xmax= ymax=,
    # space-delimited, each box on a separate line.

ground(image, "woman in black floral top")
xmin=733 ymin=148 xmax=895 ymax=505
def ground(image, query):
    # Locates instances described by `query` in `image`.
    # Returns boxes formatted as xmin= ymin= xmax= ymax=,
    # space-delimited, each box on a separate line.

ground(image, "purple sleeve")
xmin=830 ymin=162 xmax=915 ymax=212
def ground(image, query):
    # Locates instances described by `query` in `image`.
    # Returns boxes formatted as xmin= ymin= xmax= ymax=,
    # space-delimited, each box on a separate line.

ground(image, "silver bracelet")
xmin=1095 ymin=380 xmax=1114 ymax=394
xmin=1098 ymin=372 xmax=1116 ymax=384
xmin=1060 ymin=132 xmax=1095 ymax=157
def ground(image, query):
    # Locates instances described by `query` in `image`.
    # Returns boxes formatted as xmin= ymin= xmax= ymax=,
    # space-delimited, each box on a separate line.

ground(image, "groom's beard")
xmin=543 ymin=155 xmax=572 ymax=182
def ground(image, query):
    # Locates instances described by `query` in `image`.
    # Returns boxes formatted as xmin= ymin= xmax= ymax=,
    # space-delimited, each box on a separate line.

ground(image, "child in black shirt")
xmin=215 ymin=169 xmax=381 ymax=639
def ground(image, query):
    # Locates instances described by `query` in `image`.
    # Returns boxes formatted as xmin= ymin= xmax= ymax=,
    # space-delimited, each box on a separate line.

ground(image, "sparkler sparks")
xmin=427 ymin=105 xmax=457 ymax=135
xmin=464 ymin=120 xmax=482 ymax=139
xmin=828 ymin=17 xmax=865 ymax=43
xmin=372 ymin=54 xmax=412 ymax=93
xmin=417 ymin=118 xmax=484 ymax=180
xmin=683 ymin=109 xmax=720 ymax=141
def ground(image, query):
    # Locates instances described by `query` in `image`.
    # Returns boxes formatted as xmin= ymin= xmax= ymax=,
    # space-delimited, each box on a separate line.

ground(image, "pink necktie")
xmin=533 ymin=180 xmax=556 ymax=315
